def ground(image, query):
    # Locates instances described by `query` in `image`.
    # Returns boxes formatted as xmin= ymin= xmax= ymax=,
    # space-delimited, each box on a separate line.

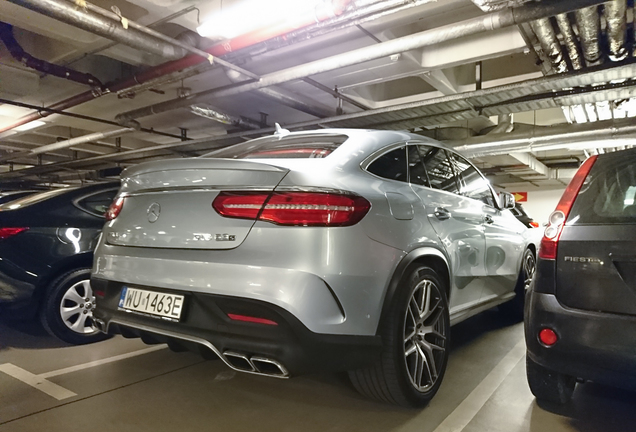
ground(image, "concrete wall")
xmin=518 ymin=188 xmax=566 ymax=226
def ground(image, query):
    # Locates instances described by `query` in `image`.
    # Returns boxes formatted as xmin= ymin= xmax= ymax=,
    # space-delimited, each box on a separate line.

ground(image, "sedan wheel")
xmin=349 ymin=265 xmax=450 ymax=407
xmin=59 ymin=279 xmax=97 ymax=334
xmin=40 ymin=268 xmax=110 ymax=345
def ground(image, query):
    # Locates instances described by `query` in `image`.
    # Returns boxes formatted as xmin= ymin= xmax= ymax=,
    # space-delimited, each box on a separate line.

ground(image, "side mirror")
xmin=499 ymin=191 xmax=516 ymax=209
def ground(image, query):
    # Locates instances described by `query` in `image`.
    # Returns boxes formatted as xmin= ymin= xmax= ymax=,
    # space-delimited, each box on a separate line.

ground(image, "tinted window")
xmin=367 ymin=146 xmax=407 ymax=182
xmin=417 ymin=146 xmax=459 ymax=194
xmin=407 ymin=145 xmax=427 ymax=186
xmin=448 ymin=152 xmax=496 ymax=206
xmin=204 ymin=134 xmax=347 ymax=159
xmin=77 ymin=190 xmax=118 ymax=217
xmin=568 ymin=154 xmax=636 ymax=224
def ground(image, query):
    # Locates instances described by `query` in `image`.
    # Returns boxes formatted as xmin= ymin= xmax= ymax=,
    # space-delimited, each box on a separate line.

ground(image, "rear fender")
xmin=377 ymin=247 xmax=451 ymax=335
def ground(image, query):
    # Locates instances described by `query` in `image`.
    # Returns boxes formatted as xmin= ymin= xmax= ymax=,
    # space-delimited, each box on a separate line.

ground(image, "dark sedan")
xmin=525 ymin=147 xmax=636 ymax=404
xmin=0 ymin=182 xmax=118 ymax=344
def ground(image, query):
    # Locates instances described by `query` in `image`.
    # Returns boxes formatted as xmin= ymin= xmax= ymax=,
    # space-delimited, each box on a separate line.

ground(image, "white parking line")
xmin=432 ymin=339 xmax=526 ymax=432
xmin=0 ymin=364 xmax=77 ymax=401
xmin=0 ymin=344 xmax=167 ymax=400
xmin=40 ymin=345 xmax=167 ymax=378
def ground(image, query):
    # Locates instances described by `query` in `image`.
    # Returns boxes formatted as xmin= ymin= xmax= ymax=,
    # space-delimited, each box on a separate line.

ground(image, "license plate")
xmin=118 ymin=286 xmax=184 ymax=321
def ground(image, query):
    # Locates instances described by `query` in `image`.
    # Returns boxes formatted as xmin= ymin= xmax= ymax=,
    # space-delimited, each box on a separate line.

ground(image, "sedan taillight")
xmin=0 ymin=227 xmax=29 ymax=239
xmin=212 ymin=191 xmax=371 ymax=227
xmin=105 ymin=197 xmax=125 ymax=221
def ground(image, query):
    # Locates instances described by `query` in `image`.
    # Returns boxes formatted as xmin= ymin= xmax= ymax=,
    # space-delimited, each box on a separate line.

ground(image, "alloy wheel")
xmin=523 ymin=252 xmax=536 ymax=291
xmin=59 ymin=279 xmax=98 ymax=334
xmin=403 ymin=279 xmax=448 ymax=392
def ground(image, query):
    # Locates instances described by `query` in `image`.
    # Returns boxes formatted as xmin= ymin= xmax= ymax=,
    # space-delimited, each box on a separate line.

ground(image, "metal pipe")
xmin=529 ymin=18 xmax=568 ymax=73
xmin=489 ymin=113 xmax=514 ymax=134
xmin=574 ymin=5 xmax=603 ymax=66
xmin=604 ymin=0 xmax=627 ymax=61
xmin=447 ymin=117 xmax=636 ymax=157
xmin=79 ymin=0 xmax=260 ymax=80
xmin=116 ymin=0 xmax=608 ymax=123
xmin=0 ymin=0 xmax=355 ymax=134
xmin=302 ymin=77 xmax=370 ymax=110
xmin=190 ymin=105 xmax=263 ymax=130
xmin=61 ymin=5 xmax=199 ymax=66
xmin=225 ymin=69 xmax=334 ymax=118
xmin=7 ymin=0 xmax=186 ymax=59
xmin=0 ymin=128 xmax=134 ymax=163
xmin=0 ymin=97 xmax=186 ymax=140
xmin=117 ymin=63 xmax=216 ymax=99
xmin=0 ymin=22 xmax=102 ymax=87
xmin=554 ymin=13 xmax=583 ymax=70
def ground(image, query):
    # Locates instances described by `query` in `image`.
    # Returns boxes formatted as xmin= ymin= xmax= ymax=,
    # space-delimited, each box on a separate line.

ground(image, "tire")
xmin=526 ymin=354 xmax=576 ymax=404
xmin=40 ymin=268 xmax=110 ymax=345
xmin=499 ymin=248 xmax=535 ymax=322
xmin=349 ymin=266 xmax=450 ymax=407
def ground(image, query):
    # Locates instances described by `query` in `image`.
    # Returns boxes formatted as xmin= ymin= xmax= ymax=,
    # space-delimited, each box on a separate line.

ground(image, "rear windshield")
xmin=568 ymin=152 xmax=636 ymax=224
xmin=0 ymin=188 xmax=70 ymax=211
xmin=204 ymin=134 xmax=348 ymax=159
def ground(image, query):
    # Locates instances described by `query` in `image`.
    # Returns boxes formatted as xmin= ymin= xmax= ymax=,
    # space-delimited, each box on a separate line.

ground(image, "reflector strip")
xmin=227 ymin=313 xmax=278 ymax=326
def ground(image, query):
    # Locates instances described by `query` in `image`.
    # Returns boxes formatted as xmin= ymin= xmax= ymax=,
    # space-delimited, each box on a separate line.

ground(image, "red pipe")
xmin=0 ymin=0 xmax=351 ymax=133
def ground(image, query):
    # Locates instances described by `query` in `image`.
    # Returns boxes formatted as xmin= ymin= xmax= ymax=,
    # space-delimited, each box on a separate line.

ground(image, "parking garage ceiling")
xmin=1 ymin=0 xmax=635 ymax=190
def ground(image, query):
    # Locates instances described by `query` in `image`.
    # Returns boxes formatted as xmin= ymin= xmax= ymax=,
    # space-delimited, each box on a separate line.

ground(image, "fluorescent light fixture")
xmin=13 ymin=120 xmax=46 ymax=132
xmin=584 ymin=104 xmax=598 ymax=122
xmin=596 ymin=101 xmax=613 ymax=121
xmin=197 ymin=0 xmax=329 ymax=39
xmin=572 ymin=105 xmax=588 ymax=123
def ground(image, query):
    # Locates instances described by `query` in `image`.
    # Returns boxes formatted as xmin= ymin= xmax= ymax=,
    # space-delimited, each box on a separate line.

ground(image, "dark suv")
xmin=0 ymin=182 xmax=118 ymax=344
xmin=525 ymin=148 xmax=636 ymax=404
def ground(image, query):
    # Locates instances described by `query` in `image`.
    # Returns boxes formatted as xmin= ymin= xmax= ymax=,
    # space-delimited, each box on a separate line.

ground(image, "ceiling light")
xmin=197 ymin=0 xmax=336 ymax=39
xmin=13 ymin=120 xmax=46 ymax=132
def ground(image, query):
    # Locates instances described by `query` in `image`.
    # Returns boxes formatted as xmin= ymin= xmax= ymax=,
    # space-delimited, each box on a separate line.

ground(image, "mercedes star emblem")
xmin=147 ymin=202 xmax=161 ymax=223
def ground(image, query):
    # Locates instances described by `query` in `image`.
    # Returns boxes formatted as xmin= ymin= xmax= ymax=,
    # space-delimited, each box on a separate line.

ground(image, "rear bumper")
xmin=92 ymin=278 xmax=382 ymax=376
xmin=525 ymin=289 xmax=636 ymax=390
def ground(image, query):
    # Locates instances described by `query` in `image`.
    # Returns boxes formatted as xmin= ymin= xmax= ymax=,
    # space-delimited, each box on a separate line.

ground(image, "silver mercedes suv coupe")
xmin=92 ymin=129 xmax=534 ymax=407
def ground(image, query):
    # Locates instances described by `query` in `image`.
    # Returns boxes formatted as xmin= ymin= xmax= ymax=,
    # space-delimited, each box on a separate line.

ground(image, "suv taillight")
xmin=0 ymin=227 xmax=29 ymax=239
xmin=539 ymin=155 xmax=597 ymax=260
xmin=212 ymin=191 xmax=371 ymax=227
xmin=105 ymin=197 xmax=125 ymax=221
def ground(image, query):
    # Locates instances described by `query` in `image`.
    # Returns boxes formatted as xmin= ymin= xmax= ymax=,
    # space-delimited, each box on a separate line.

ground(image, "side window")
xmin=448 ymin=152 xmax=496 ymax=206
xmin=407 ymin=145 xmax=428 ymax=186
xmin=76 ymin=189 xmax=118 ymax=217
xmin=417 ymin=146 xmax=460 ymax=194
xmin=367 ymin=146 xmax=407 ymax=182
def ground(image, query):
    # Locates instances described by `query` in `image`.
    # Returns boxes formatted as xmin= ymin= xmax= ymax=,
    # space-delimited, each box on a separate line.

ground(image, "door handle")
xmin=484 ymin=214 xmax=494 ymax=224
xmin=434 ymin=207 xmax=451 ymax=220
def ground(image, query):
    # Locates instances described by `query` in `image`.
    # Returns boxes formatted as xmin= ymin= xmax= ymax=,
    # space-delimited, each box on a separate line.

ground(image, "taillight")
xmin=0 ymin=227 xmax=29 ymax=239
xmin=105 ymin=197 xmax=125 ymax=221
xmin=529 ymin=221 xmax=539 ymax=228
xmin=212 ymin=192 xmax=269 ymax=220
xmin=539 ymin=155 xmax=597 ymax=260
xmin=212 ymin=191 xmax=371 ymax=227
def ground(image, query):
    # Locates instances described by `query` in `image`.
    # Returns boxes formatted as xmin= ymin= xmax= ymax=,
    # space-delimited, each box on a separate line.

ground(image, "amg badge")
xmin=192 ymin=233 xmax=236 ymax=242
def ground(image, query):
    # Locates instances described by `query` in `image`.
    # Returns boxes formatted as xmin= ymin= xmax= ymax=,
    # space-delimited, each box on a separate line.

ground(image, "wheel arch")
xmin=377 ymin=247 xmax=451 ymax=335
xmin=35 ymin=252 xmax=94 ymax=306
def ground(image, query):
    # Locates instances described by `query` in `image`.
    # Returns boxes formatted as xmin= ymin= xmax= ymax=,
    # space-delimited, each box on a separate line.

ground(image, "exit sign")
xmin=512 ymin=192 xmax=528 ymax=202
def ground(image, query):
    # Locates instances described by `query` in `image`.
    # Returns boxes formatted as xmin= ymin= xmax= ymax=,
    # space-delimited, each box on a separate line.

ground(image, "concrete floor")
xmin=1 ymin=310 xmax=634 ymax=432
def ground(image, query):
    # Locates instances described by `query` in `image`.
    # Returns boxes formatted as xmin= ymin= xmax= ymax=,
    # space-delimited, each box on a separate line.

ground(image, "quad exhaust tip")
xmin=223 ymin=351 xmax=289 ymax=378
